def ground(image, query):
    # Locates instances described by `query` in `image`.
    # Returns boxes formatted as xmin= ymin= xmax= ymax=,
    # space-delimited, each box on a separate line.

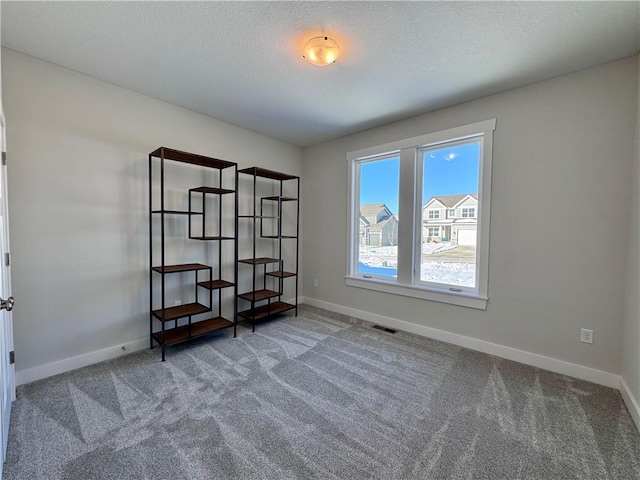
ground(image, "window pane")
xmin=358 ymin=156 xmax=399 ymax=278
xmin=421 ymin=141 xmax=480 ymax=288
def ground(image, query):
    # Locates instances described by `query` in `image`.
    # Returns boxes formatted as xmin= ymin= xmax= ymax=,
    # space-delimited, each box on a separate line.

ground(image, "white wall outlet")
xmin=313 ymin=279 xmax=319 ymax=287
xmin=580 ymin=328 xmax=593 ymax=344
xmin=174 ymin=300 xmax=182 ymax=306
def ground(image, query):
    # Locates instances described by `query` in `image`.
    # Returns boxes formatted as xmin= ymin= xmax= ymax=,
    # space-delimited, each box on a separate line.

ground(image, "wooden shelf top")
xmin=190 ymin=186 xmax=235 ymax=195
xmin=266 ymin=270 xmax=296 ymax=278
xmin=238 ymin=166 xmax=298 ymax=181
xmin=153 ymin=316 xmax=233 ymax=345
xmin=150 ymin=147 xmax=236 ymax=170
xmin=238 ymin=289 xmax=281 ymax=302
xmin=152 ymin=303 xmax=211 ymax=322
xmin=238 ymin=301 xmax=295 ymax=321
xmin=197 ymin=279 xmax=234 ymax=290
xmin=239 ymin=257 xmax=281 ymax=265
xmin=152 ymin=263 xmax=211 ymax=274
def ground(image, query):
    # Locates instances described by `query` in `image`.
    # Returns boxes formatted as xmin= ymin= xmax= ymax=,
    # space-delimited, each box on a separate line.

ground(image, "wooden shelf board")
xmin=238 ymin=289 xmax=280 ymax=302
xmin=152 ymin=263 xmax=211 ymax=274
xmin=262 ymin=196 xmax=298 ymax=202
xmin=150 ymin=147 xmax=236 ymax=170
xmin=152 ymin=303 xmax=211 ymax=321
xmin=260 ymin=235 xmax=297 ymax=239
xmin=189 ymin=236 xmax=236 ymax=241
xmin=238 ymin=167 xmax=298 ymax=181
xmin=238 ymin=301 xmax=295 ymax=321
xmin=152 ymin=317 xmax=234 ymax=345
xmin=266 ymin=270 xmax=296 ymax=278
xmin=238 ymin=257 xmax=281 ymax=265
xmin=238 ymin=215 xmax=279 ymax=219
xmin=197 ymin=279 xmax=234 ymax=290
xmin=190 ymin=186 xmax=235 ymax=195
xmin=152 ymin=210 xmax=203 ymax=215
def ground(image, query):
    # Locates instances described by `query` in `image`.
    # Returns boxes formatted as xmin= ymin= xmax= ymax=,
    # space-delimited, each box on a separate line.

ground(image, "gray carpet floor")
xmin=3 ymin=305 xmax=640 ymax=479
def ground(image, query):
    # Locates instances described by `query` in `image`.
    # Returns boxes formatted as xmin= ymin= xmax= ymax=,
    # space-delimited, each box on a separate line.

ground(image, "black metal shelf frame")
xmin=236 ymin=167 xmax=300 ymax=332
xmin=149 ymin=147 xmax=238 ymax=361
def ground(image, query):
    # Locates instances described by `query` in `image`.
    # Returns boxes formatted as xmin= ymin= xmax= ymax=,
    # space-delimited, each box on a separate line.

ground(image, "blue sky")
xmin=360 ymin=141 xmax=480 ymax=215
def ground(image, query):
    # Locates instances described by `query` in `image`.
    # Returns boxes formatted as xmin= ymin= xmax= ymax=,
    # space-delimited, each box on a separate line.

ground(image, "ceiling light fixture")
xmin=302 ymin=36 xmax=340 ymax=66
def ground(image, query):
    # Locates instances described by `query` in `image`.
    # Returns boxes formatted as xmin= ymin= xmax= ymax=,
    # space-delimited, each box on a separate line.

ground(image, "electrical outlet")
xmin=174 ymin=300 xmax=182 ymax=306
xmin=313 ymin=279 xmax=319 ymax=287
xmin=580 ymin=328 xmax=593 ymax=344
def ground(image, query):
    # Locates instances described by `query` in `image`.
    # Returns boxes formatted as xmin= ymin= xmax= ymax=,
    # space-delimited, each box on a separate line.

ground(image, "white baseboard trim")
xmin=16 ymin=337 xmax=148 ymax=386
xmin=303 ymin=297 xmax=620 ymax=389
xmin=619 ymin=377 xmax=640 ymax=432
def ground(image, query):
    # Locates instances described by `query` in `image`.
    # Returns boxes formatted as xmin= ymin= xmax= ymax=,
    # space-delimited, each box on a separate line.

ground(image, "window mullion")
xmin=396 ymin=147 xmax=416 ymax=285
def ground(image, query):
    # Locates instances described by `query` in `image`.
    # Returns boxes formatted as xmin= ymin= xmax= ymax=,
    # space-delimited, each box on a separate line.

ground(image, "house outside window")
xmin=346 ymin=119 xmax=495 ymax=310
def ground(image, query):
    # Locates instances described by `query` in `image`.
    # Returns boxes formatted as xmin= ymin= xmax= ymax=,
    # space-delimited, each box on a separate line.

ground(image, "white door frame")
xmin=0 ymin=99 xmax=16 ymax=466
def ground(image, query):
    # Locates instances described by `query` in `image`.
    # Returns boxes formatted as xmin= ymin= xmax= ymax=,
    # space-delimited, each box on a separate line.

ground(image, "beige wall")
xmin=622 ymin=56 xmax=640 ymax=406
xmin=303 ymin=55 xmax=638 ymax=376
xmin=3 ymin=49 xmax=302 ymax=375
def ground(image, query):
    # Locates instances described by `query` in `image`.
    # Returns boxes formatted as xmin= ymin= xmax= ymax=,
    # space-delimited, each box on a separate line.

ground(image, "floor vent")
xmin=372 ymin=325 xmax=397 ymax=334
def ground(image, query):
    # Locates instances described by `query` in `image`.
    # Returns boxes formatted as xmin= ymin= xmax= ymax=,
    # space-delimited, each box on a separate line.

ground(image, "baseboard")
xmin=303 ymin=297 xmax=620 ymax=389
xmin=16 ymin=337 xmax=148 ymax=386
xmin=619 ymin=377 xmax=640 ymax=432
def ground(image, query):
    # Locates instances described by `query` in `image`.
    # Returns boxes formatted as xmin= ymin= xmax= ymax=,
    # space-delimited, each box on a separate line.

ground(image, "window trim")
xmin=427 ymin=209 xmax=441 ymax=219
xmin=462 ymin=207 xmax=476 ymax=218
xmin=346 ymin=118 xmax=496 ymax=310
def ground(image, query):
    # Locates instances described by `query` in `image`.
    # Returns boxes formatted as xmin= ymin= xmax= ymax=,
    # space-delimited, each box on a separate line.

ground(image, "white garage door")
xmin=458 ymin=229 xmax=477 ymax=246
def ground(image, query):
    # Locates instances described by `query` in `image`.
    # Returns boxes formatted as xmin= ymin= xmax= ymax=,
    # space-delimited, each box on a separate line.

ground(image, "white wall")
xmin=2 ymin=49 xmax=302 ymax=380
xmin=303 ymin=56 xmax=638 ymax=379
xmin=621 ymin=55 xmax=640 ymax=426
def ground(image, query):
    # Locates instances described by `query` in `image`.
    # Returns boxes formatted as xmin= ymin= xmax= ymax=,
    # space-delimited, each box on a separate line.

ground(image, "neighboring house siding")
xmin=360 ymin=203 xmax=398 ymax=246
xmin=422 ymin=194 xmax=478 ymax=245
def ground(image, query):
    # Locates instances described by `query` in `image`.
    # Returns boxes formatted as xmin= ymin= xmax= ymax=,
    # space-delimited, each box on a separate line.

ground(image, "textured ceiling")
xmin=2 ymin=1 xmax=639 ymax=147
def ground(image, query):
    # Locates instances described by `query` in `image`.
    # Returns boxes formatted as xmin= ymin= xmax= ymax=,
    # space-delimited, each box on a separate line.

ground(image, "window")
xmin=347 ymin=119 xmax=495 ymax=309
xmin=462 ymin=207 xmax=476 ymax=218
xmin=356 ymin=155 xmax=399 ymax=279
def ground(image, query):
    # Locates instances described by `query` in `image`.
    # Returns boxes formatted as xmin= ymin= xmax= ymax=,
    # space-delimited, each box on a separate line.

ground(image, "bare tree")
xmin=386 ymin=219 xmax=398 ymax=246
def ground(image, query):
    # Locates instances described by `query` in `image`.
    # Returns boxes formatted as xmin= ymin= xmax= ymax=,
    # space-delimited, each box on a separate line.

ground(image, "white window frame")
xmin=462 ymin=207 xmax=476 ymax=218
xmin=448 ymin=209 xmax=456 ymax=218
xmin=346 ymin=118 xmax=495 ymax=310
xmin=428 ymin=209 xmax=440 ymax=219
xmin=427 ymin=227 xmax=440 ymax=237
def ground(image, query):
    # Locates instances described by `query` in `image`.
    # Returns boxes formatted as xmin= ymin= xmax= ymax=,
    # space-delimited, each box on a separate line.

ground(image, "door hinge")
xmin=9 ymin=351 xmax=14 ymax=365
xmin=1 ymin=152 xmax=5 ymax=166
xmin=5 ymin=253 xmax=10 ymax=267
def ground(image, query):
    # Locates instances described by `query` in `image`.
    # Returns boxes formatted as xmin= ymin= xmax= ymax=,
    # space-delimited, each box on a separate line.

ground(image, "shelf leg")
xmin=161 ymin=345 xmax=166 ymax=362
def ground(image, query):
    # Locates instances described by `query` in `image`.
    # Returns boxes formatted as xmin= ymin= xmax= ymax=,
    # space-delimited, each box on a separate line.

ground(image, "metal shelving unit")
xmin=236 ymin=167 xmax=299 ymax=331
xmin=149 ymin=147 xmax=238 ymax=361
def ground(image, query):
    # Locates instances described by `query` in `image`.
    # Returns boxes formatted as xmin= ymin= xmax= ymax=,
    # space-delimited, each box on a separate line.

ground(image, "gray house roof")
xmin=360 ymin=203 xmax=388 ymax=215
xmin=426 ymin=194 xmax=477 ymax=208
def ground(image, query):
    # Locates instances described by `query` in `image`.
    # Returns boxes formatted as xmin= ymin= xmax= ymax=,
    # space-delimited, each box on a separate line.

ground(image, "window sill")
xmin=344 ymin=275 xmax=488 ymax=310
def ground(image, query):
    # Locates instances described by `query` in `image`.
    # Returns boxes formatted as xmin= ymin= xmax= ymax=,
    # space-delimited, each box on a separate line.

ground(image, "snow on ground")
xmin=420 ymin=262 xmax=475 ymax=287
xmin=359 ymin=242 xmax=474 ymax=287
xmin=359 ymin=243 xmax=457 ymax=257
